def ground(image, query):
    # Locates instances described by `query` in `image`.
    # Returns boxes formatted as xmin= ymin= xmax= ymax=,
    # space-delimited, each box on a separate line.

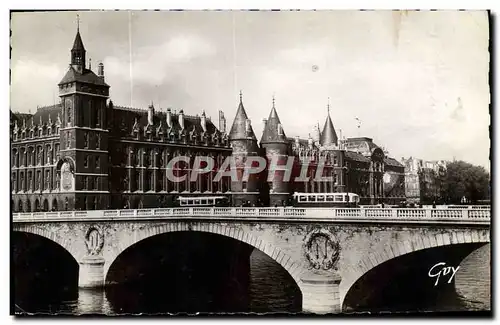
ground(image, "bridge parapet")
xmin=12 ymin=207 xmax=491 ymax=225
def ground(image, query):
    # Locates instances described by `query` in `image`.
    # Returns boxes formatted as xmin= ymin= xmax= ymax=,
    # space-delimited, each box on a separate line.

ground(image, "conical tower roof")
xmin=260 ymin=96 xmax=287 ymax=144
xmin=72 ymin=30 xmax=85 ymax=52
xmin=320 ymin=102 xmax=338 ymax=147
xmin=229 ymin=92 xmax=257 ymax=141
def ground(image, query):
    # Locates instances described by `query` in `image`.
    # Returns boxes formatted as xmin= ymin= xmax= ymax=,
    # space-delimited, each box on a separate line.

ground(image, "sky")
xmin=10 ymin=10 xmax=490 ymax=169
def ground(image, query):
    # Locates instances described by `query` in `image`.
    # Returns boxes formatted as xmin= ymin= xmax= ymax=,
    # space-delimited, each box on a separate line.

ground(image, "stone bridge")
xmin=13 ymin=207 xmax=491 ymax=314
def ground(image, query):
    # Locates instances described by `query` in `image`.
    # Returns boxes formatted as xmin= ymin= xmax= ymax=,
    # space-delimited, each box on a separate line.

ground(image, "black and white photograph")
xmin=9 ymin=9 xmax=491 ymax=316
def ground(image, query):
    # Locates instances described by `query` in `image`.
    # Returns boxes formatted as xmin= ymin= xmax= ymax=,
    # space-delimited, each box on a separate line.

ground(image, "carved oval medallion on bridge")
xmin=85 ymin=226 xmax=104 ymax=256
xmin=304 ymin=229 xmax=340 ymax=271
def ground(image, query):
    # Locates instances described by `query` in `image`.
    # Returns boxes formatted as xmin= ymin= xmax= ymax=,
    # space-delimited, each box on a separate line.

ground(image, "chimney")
xmin=218 ymin=110 xmax=226 ymax=133
xmin=201 ymin=111 xmax=207 ymax=132
xmin=166 ymin=108 xmax=172 ymax=128
xmin=148 ymin=102 xmax=154 ymax=125
xmin=179 ymin=109 xmax=185 ymax=129
xmin=98 ymin=62 xmax=104 ymax=81
xmin=262 ymin=118 xmax=267 ymax=129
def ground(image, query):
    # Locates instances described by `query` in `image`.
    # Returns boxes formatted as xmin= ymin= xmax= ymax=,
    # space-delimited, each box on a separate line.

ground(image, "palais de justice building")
xmin=10 ymin=27 xmax=405 ymax=212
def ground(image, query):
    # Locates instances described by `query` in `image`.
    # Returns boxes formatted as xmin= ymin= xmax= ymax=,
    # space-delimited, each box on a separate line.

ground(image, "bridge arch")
xmin=13 ymin=224 xmax=84 ymax=262
xmin=104 ymin=222 xmax=306 ymax=291
xmin=340 ymin=229 xmax=490 ymax=306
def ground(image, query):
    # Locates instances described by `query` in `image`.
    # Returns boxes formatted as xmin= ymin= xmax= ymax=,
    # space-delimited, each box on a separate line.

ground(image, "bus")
xmin=292 ymin=192 xmax=360 ymax=207
xmin=177 ymin=196 xmax=230 ymax=207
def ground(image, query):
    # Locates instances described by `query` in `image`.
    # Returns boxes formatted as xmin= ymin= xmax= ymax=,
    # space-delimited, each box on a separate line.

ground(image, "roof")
xmin=260 ymin=104 xmax=287 ymax=144
xmin=344 ymin=137 xmax=381 ymax=156
xmin=11 ymin=105 xmax=61 ymax=129
xmin=112 ymin=106 xmax=220 ymax=136
xmin=228 ymin=98 xmax=257 ymax=141
xmin=320 ymin=113 xmax=338 ymax=146
xmin=72 ymin=30 xmax=85 ymax=52
xmin=11 ymin=111 xmax=33 ymax=124
xmin=384 ymin=157 xmax=405 ymax=168
xmin=59 ymin=66 xmax=109 ymax=86
xmin=345 ymin=150 xmax=371 ymax=162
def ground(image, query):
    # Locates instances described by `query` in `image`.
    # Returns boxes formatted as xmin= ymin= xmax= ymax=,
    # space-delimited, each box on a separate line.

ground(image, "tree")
xmin=441 ymin=161 xmax=490 ymax=204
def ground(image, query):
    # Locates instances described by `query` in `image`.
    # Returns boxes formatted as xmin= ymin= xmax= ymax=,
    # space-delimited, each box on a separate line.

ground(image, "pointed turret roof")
xmin=320 ymin=102 xmax=338 ymax=147
xmin=72 ymin=30 xmax=85 ymax=52
xmin=260 ymin=96 xmax=287 ymax=144
xmin=229 ymin=92 xmax=257 ymax=141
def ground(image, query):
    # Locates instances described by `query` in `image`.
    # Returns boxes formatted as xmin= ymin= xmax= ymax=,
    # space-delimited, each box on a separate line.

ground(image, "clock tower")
xmin=57 ymin=23 xmax=110 ymax=210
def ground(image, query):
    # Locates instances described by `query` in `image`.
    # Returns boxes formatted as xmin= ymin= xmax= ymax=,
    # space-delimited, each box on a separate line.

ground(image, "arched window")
xmin=26 ymin=199 xmax=31 ymax=212
xmin=18 ymin=200 xmax=23 ymax=212
xmin=94 ymin=177 xmax=98 ymax=190
xmin=96 ymin=133 xmax=101 ymax=149
xmin=64 ymin=197 xmax=69 ymax=211
xmin=52 ymin=198 xmax=58 ymax=211
xmin=84 ymin=132 xmax=89 ymax=148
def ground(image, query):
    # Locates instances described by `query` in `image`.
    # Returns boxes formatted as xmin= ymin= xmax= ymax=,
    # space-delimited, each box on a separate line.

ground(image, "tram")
xmin=177 ymin=196 xmax=230 ymax=207
xmin=292 ymin=192 xmax=360 ymax=207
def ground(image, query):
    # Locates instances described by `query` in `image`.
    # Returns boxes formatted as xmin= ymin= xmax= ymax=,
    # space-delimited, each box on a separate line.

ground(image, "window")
xmin=28 ymin=172 xmax=32 ymax=191
xmin=96 ymin=106 xmax=100 ymax=126
xmin=83 ymin=197 xmax=87 ymax=209
xmin=55 ymin=144 xmax=60 ymax=161
xmin=45 ymin=171 xmax=50 ymax=190
xmin=95 ymin=156 xmax=100 ymax=169
xmin=84 ymin=155 xmax=89 ymax=168
xmin=20 ymin=172 xmax=24 ymax=191
xmin=67 ymin=107 xmax=72 ymax=124
xmin=36 ymin=171 xmax=41 ymax=190
xmin=96 ymin=134 xmax=101 ymax=149
xmin=66 ymin=136 xmax=70 ymax=149
xmin=84 ymin=132 xmax=89 ymax=148
xmin=149 ymin=171 xmax=154 ymax=191
xmin=94 ymin=177 xmax=98 ymax=190
xmin=145 ymin=150 xmax=151 ymax=166
xmin=333 ymin=155 xmax=338 ymax=166
xmin=11 ymin=173 xmax=16 ymax=192
xmin=135 ymin=172 xmax=140 ymax=191
xmin=334 ymin=173 xmax=338 ymax=185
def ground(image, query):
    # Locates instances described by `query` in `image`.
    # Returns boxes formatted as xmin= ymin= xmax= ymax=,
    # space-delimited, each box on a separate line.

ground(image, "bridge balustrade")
xmin=284 ymin=208 xmax=305 ymax=216
xmin=431 ymin=209 xmax=463 ymax=219
xmin=11 ymin=206 xmax=491 ymax=224
xmin=468 ymin=209 xmax=490 ymax=218
xmin=235 ymin=208 xmax=258 ymax=217
xmin=364 ymin=209 xmax=393 ymax=218
xmin=396 ymin=209 xmax=426 ymax=219
xmin=335 ymin=209 xmax=362 ymax=218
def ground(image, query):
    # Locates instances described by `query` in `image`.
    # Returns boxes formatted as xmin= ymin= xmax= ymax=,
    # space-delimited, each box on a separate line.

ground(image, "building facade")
xmin=401 ymin=157 xmax=448 ymax=205
xmin=10 ymin=27 xmax=406 ymax=211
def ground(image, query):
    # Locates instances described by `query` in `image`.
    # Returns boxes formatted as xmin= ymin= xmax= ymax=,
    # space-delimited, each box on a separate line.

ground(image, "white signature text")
xmin=428 ymin=262 xmax=460 ymax=286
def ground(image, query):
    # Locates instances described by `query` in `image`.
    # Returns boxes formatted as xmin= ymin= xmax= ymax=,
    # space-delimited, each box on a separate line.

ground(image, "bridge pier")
xmin=301 ymin=271 xmax=342 ymax=314
xmin=78 ymin=255 xmax=105 ymax=288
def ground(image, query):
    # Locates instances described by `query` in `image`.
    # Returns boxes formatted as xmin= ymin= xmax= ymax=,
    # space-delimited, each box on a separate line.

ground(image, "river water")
xmin=15 ymin=244 xmax=490 ymax=315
